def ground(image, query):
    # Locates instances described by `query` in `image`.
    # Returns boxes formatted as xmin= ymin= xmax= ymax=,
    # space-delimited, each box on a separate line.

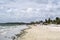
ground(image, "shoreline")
xmin=17 ymin=24 xmax=41 ymax=40
xmin=12 ymin=25 xmax=32 ymax=40
xmin=17 ymin=24 xmax=60 ymax=40
xmin=19 ymin=25 xmax=32 ymax=38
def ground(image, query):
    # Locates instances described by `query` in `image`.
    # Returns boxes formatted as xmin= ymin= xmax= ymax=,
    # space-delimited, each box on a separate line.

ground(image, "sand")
xmin=18 ymin=24 xmax=60 ymax=40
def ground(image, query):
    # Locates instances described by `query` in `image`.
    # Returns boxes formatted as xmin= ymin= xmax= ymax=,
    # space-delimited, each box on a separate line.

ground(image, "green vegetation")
xmin=45 ymin=18 xmax=52 ymax=24
xmin=44 ymin=17 xmax=60 ymax=24
xmin=0 ymin=17 xmax=60 ymax=25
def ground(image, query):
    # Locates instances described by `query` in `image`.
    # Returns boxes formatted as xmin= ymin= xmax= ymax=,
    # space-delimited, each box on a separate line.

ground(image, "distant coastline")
xmin=0 ymin=17 xmax=60 ymax=26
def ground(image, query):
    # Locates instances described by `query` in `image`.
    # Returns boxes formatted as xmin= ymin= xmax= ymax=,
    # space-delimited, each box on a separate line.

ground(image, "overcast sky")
xmin=0 ymin=0 xmax=60 ymax=23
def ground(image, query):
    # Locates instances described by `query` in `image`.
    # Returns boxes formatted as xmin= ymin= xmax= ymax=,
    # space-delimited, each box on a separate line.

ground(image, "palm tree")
xmin=47 ymin=18 xmax=52 ymax=24
xmin=56 ymin=17 xmax=59 ymax=21
xmin=45 ymin=19 xmax=48 ymax=23
xmin=55 ymin=17 xmax=60 ymax=24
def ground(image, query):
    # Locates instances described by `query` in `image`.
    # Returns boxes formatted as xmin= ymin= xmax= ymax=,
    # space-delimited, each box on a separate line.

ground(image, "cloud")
xmin=0 ymin=0 xmax=60 ymax=22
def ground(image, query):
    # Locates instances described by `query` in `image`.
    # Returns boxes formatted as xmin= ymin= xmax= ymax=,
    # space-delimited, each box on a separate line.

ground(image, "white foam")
xmin=1 ymin=32 xmax=7 ymax=35
xmin=0 ymin=25 xmax=28 ymax=40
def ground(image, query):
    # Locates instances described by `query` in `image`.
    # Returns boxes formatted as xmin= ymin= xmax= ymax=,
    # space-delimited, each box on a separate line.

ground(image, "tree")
xmin=56 ymin=17 xmax=59 ymax=21
xmin=44 ymin=17 xmax=60 ymax=24
xmin=52 ymin=20 xmax=56 ymax=24
xmin=47 ymin=18 xmax=51 ymax=24
xmin=45 ymin=19 xmax=48 ymax=23
xmin=55 ymin=17 xmax=60 ymax=24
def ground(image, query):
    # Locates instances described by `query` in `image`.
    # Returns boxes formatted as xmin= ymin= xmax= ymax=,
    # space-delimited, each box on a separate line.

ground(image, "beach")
xmin=18 ymin=24 xmax=60 ymax=40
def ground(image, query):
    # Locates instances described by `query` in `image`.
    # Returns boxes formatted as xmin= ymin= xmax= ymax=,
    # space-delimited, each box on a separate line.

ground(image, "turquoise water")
xmin=0 ymin=24 xmax=28 ymax=40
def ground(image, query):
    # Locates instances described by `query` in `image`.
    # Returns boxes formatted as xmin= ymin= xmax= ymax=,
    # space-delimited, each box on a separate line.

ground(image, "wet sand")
xmin=18 ymin=24 xmax=60 ymax=40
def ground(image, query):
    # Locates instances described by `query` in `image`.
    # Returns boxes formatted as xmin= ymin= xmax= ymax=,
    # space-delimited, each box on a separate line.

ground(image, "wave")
xmin=0 ymin=25 xmax=28 ymax=40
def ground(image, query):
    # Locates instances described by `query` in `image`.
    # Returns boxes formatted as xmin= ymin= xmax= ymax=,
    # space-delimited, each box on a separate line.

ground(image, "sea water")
xmin=0 ymin=24 xmax=28 ymax=40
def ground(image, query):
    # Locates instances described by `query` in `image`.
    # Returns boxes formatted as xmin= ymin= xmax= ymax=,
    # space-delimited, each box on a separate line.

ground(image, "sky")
xmin=0 ymin=0 xmax=60 ymax=23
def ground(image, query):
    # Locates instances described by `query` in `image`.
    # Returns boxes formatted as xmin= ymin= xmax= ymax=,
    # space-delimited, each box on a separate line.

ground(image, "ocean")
xmin=0 ymin=24 xmax=28 ymax=40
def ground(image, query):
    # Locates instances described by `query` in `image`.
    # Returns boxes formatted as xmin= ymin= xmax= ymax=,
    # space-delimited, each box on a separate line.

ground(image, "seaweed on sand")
xmin=20 ymin=26 xmax=32 ymax=38
xmin=14 ymin=25 xmax=32 ymax=40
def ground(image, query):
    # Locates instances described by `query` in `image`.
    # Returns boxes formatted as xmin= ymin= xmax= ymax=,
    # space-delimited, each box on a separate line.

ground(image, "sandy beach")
xmin=18 ymin=24 xmax=60 ymax=40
